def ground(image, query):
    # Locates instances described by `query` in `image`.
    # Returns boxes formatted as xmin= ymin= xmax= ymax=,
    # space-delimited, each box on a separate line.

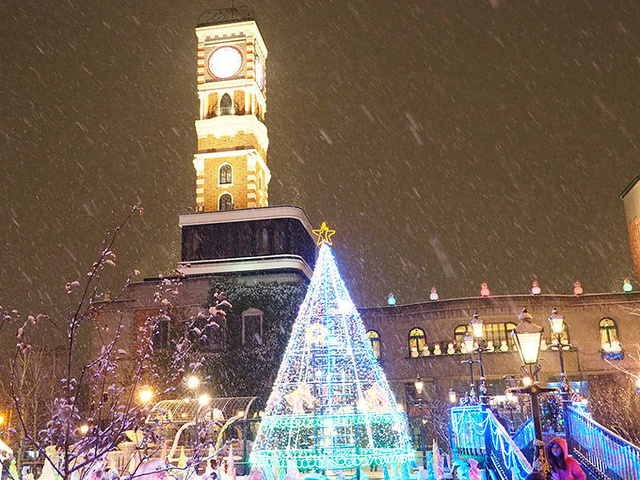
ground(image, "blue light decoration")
xmin=623 ymin=278 xmax=633 ymax=292
xmin=387 ymin=292 xmax=397 ymax=306
xmin=250 ymin=242 xmax=416 ymax=474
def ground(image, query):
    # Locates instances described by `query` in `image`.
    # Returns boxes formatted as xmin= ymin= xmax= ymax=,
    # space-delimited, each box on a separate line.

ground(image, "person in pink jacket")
xmin=546 ymin=437 xmax=586 ymax=480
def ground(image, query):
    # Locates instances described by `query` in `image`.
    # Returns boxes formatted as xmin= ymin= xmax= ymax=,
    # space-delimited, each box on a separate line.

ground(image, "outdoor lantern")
xmin=548 ymin=307 xmax=564 ymax=336
xmin=469 ymin=311 xmax=484 ymax=339
xmin=138 ymin=386 xmax=153 ymax=404
xmin=513 ymin=308 xmax=543 ymax=366
xmin=414 ymin=375 xmax=424 ymax=395
xmin=448 ymin=389 xmax=457 ymax=404
xmin=463 ymin=332 xmax=476 ymax=354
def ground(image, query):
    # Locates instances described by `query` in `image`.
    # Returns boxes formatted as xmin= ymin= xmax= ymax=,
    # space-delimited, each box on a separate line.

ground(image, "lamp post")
xmin=510 ymin=308 xmax=556 ymax=474
xmin=461 ymin=333 xmax=479 ymax=404
xmin=414 ymin=376 xmax=427 ymax=469
xmin=469 ymin=312 xmax=489 ymax=405
xmin=548 ymin=308 xmax=570 ymax=401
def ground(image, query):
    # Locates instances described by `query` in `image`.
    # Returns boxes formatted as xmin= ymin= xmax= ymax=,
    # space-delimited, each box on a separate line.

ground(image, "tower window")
xmin=242 ymin=308 xmax=263 ymax=346
xmin=219 ymin=193 xmax=233 ymax=211
xmin=219 ymin=164 xmax=232 ymax=185
xmin=220 ymin=93 xmax=232 ymax=116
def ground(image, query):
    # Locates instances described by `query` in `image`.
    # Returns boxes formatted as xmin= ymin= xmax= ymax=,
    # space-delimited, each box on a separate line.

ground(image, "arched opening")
xmin=219 ymin=164 xmax=232 ymax=185
xmin=220 ymin=93 xmax=232 ymax=116
xmin=219 ymin=193 xmax=233 ymax=211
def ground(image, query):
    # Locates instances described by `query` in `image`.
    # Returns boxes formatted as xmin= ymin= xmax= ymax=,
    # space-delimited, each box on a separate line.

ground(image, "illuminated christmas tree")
xmin=250 ymin=226 xmax=415 ymax=474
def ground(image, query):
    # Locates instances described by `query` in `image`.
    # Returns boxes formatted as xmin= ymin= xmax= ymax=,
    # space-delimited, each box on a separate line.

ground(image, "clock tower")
xmin=194 ymin=10 xmax=269 ymax=211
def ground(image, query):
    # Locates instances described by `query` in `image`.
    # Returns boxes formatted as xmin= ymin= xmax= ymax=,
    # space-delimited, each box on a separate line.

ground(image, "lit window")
xmin=366 ymin=330 xmax=381 ymax=359
xmin=599 ymin=318 xmax=621 ymax=352
xmin=453 ymin=322 xmax=518 ymax=352
xmin=242 ymin=308 xmax=263 ymax=346
xmin=454 ymin=325 xmax=468 ymax=349
xmin=409 ymin=328 xmax=426 ymax=358
xmin=219 ymin=193 xmax=233 ymax=211
xmin=219 ymin=164 xmax=232 ymax=185
xmin=220 ymin=93 xmax=232 ymax=115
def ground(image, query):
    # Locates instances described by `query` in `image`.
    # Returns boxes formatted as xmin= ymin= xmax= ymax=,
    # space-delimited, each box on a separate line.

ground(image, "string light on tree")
xmin=250 ymin=227 xmax=415 ymax=473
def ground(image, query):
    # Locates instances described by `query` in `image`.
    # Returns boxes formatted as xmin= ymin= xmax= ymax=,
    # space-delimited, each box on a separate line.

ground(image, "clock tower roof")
xmin=197 ymin=5 xmax=254 ymax=28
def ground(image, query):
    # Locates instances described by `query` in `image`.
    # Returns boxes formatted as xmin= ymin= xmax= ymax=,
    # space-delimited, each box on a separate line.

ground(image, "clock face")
xmin=208 ymin=46 xmax=243 ymax=79
xmin=255 ymin=55 xmax=264 ymax=89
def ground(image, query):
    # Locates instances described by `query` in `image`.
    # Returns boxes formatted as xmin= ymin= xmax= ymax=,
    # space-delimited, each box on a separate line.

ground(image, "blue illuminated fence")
xmin=566 ymin=406 xmax=640 ymax=480
xmin=450 ymin=406 xmax=531 ymax=480
xmin=511 ymin=417 xmax=534 ymax=451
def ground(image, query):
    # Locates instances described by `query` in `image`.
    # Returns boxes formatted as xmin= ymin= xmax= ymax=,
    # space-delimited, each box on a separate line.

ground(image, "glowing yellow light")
xmin=198 ymin=393 xmax=211 ymax=406
xmin=187 ymin=376 xmax=200 ymax=389
xmin=79 ymin=424 xmax=89 ymax=434
xmin=138 ymin=386 xmax=153 ymax=404
xmin=311 ymin=222 xmax=336 ymax=246
xmin=236 ymin=410 xmax=245 ymax=417
xmin=0 ymin=415 xmax=4 ymax=424
xmin=522 ymin=376 xmax=533 ymax=386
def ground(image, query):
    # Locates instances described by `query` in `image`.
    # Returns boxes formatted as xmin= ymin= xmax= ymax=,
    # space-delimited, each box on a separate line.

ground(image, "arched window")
xmin=408 ymin=328 xmax=426 ymax=358
xmin=599 ymin=318 xmax=620 ymax=351
xmin=454 ymin=325 xmax=468 ymax=349
xmin=219 ymin=164 xmax=232 ymax=185
xmin=220 ymin=93 xmax=232 ymax=115
xmin=550 ymin=322 xmax=570 ymax=347
xmin=242 ymin=308 xmax=263 ymax=346
xmin=219 ymin=193 xmax=233 ymax=211
xmin=366 ymin=330 xmax=381 ymax=359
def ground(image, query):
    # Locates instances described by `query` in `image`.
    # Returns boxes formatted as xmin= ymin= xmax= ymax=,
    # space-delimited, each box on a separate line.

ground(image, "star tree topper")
xmin=312 ymin=221 xmax=336 ymax=246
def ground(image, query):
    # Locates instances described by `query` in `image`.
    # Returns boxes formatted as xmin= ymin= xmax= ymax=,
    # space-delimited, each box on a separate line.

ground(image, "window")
xmin=408 ymin=328 xmax=426 ymax=358
xmin=256 ymin=227 xmax=269 ymax=254
xmin=454 ymin=325 xmax=468 ymax=349
xmin=599 ymin=318 xmax=620 ymax=351
xmin=220 ymin=93 xmax=232 ymax=115
xmin=453 ymin=322 xmax=517 ymax=352
xmin=219 ymin=193 xmax=233 ymax=211
xmin=550 ymin=323 xmax=570 ymax=347
xmin=219 ymin=164 xmax=232 ymax=185
xmin=242 ymin=309 xmax=263 ymax=346
xmin=366 ymin=330 xmax=381 ymax=359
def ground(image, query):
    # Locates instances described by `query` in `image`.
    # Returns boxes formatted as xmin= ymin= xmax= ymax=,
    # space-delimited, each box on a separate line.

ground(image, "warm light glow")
xmin=138 ymin=386 xmax=153 ymax=404
xmin=0 ymin=415 xmax=4 ymax=424
xmin=506 ymin=391 xmax=517 ymax=403
xmin=470 ymin=311 xmax=484 ymax=339
xmin=636 ymin=376 xmax=640 ymax=389
xmin=548 ymin=308 xmax=564 ymax=335
xmin=414 ymin=376 xmax=424 ymax=395
xmin=448 ymin=389 xmax=457 ymax=404
xmin=79 ymin=424 xmax=89 ymax=434
xmin=236 ymin=410 xmax=245 ymax=417
xmin=209 ymin=46 xmax=243 ymax=79
xmin=581 ymin=398 xmax=588 ymax=406
xmin=198 ymin=393 xmax=211 ymax=406
xmin=522 ymin=376 xmax=533 ymax=386
xmin=514 ymin=309 xmax=543 ymax=365
xmin=187 ymin=376 xmax=200 ymax=389
xmin=463 ymin=333 xmax=476 ymax=354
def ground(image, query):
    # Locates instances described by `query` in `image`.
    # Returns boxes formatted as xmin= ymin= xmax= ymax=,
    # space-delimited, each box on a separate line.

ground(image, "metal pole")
xmin=477 ymin=347 xmax=488 ymax=405
xmin=557 ymin=335 xmax=573 ymax=453
xmin=529 ymin=387 xmax=546 ymax=474
xmin=461 ymin=359 xmax=477 ymax=403
xmin=419 ymin=397 xmax=427 ymax=469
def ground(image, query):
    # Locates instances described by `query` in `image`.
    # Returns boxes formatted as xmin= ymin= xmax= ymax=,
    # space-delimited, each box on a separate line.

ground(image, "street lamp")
xmin=187 ymin=376 xmax=201 ymax=390
xmin=138 ymin=386 xmax=154 ymax=404
xmin=511 ymin=308 xmax=555 ymax=474
xmin=448 ymin=389 xmax=457 ymax=404
xmin=469 ymin=312 xmax=489 ymax=405
xmin=548 ymin=308 xmax=570 ymax=401
xmin=461 ymin=332 xmax=478 ymax=403
xmin=414 ymin=375 xmax=427 ymax=469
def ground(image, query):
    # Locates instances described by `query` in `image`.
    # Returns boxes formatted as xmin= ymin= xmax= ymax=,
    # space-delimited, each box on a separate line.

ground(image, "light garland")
xmin=250 ymin=243 xmax=415 ymax=472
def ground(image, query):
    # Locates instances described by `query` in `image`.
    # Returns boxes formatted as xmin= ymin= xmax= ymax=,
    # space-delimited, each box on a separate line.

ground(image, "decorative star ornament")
xmin=312 ymin=221 xmax=336 ymax=246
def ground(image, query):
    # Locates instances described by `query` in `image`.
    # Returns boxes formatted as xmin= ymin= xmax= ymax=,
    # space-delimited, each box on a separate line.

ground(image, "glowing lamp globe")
xmin=448 ymin=389 xmax=457 ymax=404
xmin=463 ymin=333 xmax=476 ymax=354
xmin=513 ymin=308 xmax=543 ymax=365
xmin=469 ymin=311 xmax=484 ymax=339
xmin=414 ymin=376 xmax=424 ymax=395
xmin=623 ymin=278 xmax=633 ymax=292
xmin=138 ymin=386 xmax=153 ymax=404
xmin=548 ymin=307 xmax=564 ymax=335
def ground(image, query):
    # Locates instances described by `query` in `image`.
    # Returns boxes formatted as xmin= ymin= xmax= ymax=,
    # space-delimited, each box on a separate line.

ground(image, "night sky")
xmin=2 ymin=1 xmax=639 ymax=317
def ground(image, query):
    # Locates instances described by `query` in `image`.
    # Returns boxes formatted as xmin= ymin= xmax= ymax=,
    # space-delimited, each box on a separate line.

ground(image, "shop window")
xmin=366 ymin=330 xmax=381 ymax=359
xmin=409 ymin=328 xmax=426 ymax=358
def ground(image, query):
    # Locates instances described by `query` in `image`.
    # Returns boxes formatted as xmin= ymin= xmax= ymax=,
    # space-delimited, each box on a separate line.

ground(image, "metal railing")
xmin=566 ymin=406 xmax=640 ymax=480
xmin=450 ymin=406 xmax=532 ymax=480
xmin=511 ymin=417 xmax=534 ymax=451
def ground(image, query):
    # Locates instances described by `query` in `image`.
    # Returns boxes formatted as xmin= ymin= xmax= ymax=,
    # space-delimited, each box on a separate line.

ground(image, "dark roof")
xmin=197 ymin=6 xmax=254 ymax=27
xmin=620 ymin=174 xmax=640 ymax=199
